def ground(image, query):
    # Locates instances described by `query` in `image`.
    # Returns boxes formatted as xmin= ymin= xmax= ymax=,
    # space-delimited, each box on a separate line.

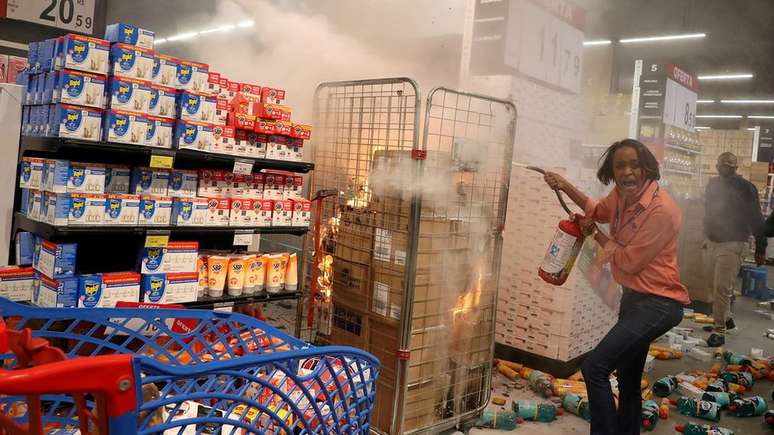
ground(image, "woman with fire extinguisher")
xmin=544 ymin=139 xmax=689 ymax=435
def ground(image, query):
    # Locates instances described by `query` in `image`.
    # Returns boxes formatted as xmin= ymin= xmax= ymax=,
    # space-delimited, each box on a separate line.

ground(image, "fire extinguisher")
xmin=525 ymin=166 xmax=586 ymax=286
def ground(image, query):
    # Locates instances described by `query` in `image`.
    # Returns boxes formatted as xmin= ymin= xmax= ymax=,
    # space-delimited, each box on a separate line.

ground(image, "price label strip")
xmin=233 ymin=230 xmax=254 ymax=246
xmin=6 ymin=0 xmax=97 ymax=34
xmin=233 ymin=159 xmax=254 ymax=175
xmin=149 ymin=150 xmax=175 ymax=169
xmin=145 ymin=230 xmax=171 ymax=248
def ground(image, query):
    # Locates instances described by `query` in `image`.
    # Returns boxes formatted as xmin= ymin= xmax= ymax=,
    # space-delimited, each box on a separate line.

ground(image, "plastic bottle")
xmin=561 ymin=393 xmax=590 ymax=421
xmin=475 ymin=408 xmax=518 ymax=430
xmin=524 ymin=369 xmax=554 ymax=398
xmin=728 ymin=396 xmax=767 ymax=417
xmin=511 ymin=400 xmax=558 ymax=422
xmin=670 ymin=397 xmax=720 ymax=422
xmin=700 ymin=391 xmax=737 ymax=409
xmin=764 ymin=409 xmax=774 ymax=428
xmin=719 ymin=371 xmax=753 ymax=388
xmin=659 ymin=398 xmax=670 ymax=419
xmin=653 ymin=375 xmax=677 ymax=397
xmin=675 ymin=422 xmax=734 ymax=435
xmin=723 ymin=351 xmax=752 ymax=366
xmin=641 ymin=400 xmax=659 ymax=431
xmin=705 ymin=379 xmax=727 ymax=393
xmin=725 ymin=382 xmax=745 ymax=395
xmin=709 ymin=362 xmax=722 ymax=374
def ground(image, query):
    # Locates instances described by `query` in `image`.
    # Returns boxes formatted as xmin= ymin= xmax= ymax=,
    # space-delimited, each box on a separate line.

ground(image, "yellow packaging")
xmin=285 ymin=253 xmax=297 ymax=291
xmin=196 ymin=255 xmax=208 ymax=297
xmin=227 ymin=256 xmax=248 ymax=296
xmin=207 ymin=255 xmax=229 ymax=297
xmin=244 ymin=254 xmax=264 ymax=295
xmin=266 ymin=254 xmax=285 ymax=294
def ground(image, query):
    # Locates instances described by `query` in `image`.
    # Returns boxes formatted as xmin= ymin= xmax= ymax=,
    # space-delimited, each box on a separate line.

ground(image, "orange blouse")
xmin=584 ymin=181 xmax=690 ymax=304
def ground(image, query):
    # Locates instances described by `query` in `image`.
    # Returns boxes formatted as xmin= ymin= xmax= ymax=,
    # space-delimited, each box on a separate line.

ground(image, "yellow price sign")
xmin=144 ymin=235 xmax=169 ymax=248
xmin=149 ymin=154 xmax=174 ymax=169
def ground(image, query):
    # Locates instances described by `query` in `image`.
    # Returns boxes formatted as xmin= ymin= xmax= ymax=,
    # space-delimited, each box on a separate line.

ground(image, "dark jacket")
xmin=704 ymin=175 xmax=767 ymax=255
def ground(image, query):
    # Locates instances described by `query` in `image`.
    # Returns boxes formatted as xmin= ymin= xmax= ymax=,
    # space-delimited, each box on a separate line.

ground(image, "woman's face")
xmin=613 ymin=146 xmax=645 ymax=197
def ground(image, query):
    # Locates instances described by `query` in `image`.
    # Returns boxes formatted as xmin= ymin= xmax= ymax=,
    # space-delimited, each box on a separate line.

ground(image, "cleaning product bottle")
xmin=525 ymin=369 xmax=554 ymax=397
xmin=728 ymin=396 xmax=767 ymax=417
xmin=719 ymin=371 xmax=753 ymax=388
xmin=561 ymin=393 xmax=591 ymax=421
xmin=475 ymin=408 xmax=518 ymax=430
xmin=670 ymin=397 xmax=720 ymax=422
xmin=725 ymin=382 xmax=745 ymax=395
xmin=700 ymin=391 xmax=737 ymax=409
xmin=659 ymin=398 xmax=670 ymax=419
xmin=511 ymin=400 xmax=558 ymax=422
xmin=705 ymin=379 xmax=727 ymax=393
xmin=764 ymin=409 xmax=774 ymax=428
xmin=675 ymin=422 xmax=734 ymax=435
xmin=723 ymin=351 xmax=752 ymax=366
xmin=641 ymin=400 xmax=659 ymax=431
xmin=653 ymin=375 xmax=677 ymax=397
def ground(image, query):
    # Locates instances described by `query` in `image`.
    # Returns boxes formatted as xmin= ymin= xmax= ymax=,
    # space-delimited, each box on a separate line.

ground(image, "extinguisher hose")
xmin=524 ymin=166 xmax=574 ymax=216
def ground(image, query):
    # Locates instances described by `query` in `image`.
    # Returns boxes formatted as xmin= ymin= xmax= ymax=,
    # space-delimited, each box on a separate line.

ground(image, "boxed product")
xmin=290 ymin=123 xmax=312 ymax=140
xmin=284 ymin=175 xmax=304 ymax=199
xmin=272 ymin=199 xmax=293 ymax=226
xmin=105 ymin=23 xmax=155 ymax=49
xmin=163 ymin=242 xmax=199 ymax=273
xmin=145 ymin=115 xmax=175 ymax=149
xmin=174 ymin=120 xmax=213 ymax=151
xmin=254 ymin=119 xmax=275 ymax=135
xmin=0 ymin=266 xmax=35 ymax=302
xmin=27 ymin=190 xmax=42 ymax=221
xmin=206 ymin=72 xmax=221 ymax=96
xmin=8 ymin=56 xmax=25 ymax=83
xmin=50 ymin=69 xmax=106 ymax=108
xmin=104 ymin=109 xmax=150 ymax=145
xmin=175 ymin=59 xmax=209 ymax=92
xmin=20 ymin=157 xmax=45 ymax=189
xmin=263 ymin=173 xmax=285 ymax=200
xmin=242 ymin=173 xmax=264 ymax=198
xmin=107 ymin=76 xmax=152 ymax=113
xmin=110 ymin=43 xmax=154 ymax=81
xmin=43 ymin=159 xmax=70 ymax=193
xmin=240 ymin=83 xmax=261 ymax=96
xmin=197 ymin=169 xmax=223 ymax=197
xmin=105 ymin=165 xmax=131 ymax=194
xmin=254 ymin=103 xmax=291 ymax=121
xmin=292 ymin=199 xmax=312 ymax=227
xmin=178 ymin=90 xmax=216 ymax=123
xmin=168 ymin=169 xmax=198 ymax=198
xmin=229 ymin=198 xmax=255 ymax=226
xmin=148 ymin=84 xmax=177 ymax=118
xmin=140 ymin=246 xmax=165 ymax=274
xmin=19 ymin=189 xmax=30 ymax=216
xmin=78 ymin=272 xmax=141 ymax=308
xmin=286 ymin=138 xmax=304 ymax=162
xmin=152 ymin=54 xmax=179 ymax=87
xmin=35 ymin=273 xmax=78 ymax=308
xmin=67 ymin=162 xmax=106 ymax=194
xmin=211 ymin=125 xmax=236 ymax=154
xmin=69 ymin=194 xmax=106 ymax=225
xmin=214 ymin=97 xmax=229 ymax=125
xmin=206 ymin=198 xmax=231 ymax=226
xmin=34 ymin=239 xmax=77 ymax=278
xmin=233 ymin=130 xmax=266 ymax=158
xmin=253 ymin=199 xmax=273 ymax=227
xmin=273 ymin=120 xmax=291 ymax=136
xmin=220 ymin=79 xmax=239 ymax=100
xmin=57 ymin=34 xmax=110 ymax=75
xmin=104 ymin=194 xmax=140 ymax=225
xmin=232 ymin=113 xmax=256 ymax=130
xmin=138 ymin=196 xmax=172 ymax=226
xmin=171 ymin=197 xmax=208 ymax=226
xmin=0 ymin=54 xmax=6 ymax=82
xmin=131 ymin=168 xmax=169 ymax=196
xmin=15 ymin=232 xmax=35 ymax=266
xmin=261 ymin=87 xmax=286 ymax=104
xmin=42 ymin=192 xmax=71 ymax=226
xmin=141 ymin=272 xmax=197 ymax=305
xmin=49 ymin=104 xmax=102 ymax=140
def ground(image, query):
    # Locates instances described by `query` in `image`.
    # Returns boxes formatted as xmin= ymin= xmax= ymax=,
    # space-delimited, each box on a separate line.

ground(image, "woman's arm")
xmin=544 ymin=172 xmax=613 ymax=223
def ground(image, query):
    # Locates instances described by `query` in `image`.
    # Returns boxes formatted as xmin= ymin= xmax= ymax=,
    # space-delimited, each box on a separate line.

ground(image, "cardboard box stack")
xmin=699 ymin=129 xmax=754 ymax=180
xmin=676 ymin=199 xmax=708 ymax=304
xmin=497 ymin=167 xmax=617 ymax=361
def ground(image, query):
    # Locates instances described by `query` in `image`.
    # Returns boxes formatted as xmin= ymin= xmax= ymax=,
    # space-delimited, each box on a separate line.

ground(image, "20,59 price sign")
xmin=5 ymin=0 xmax=96 ymax=34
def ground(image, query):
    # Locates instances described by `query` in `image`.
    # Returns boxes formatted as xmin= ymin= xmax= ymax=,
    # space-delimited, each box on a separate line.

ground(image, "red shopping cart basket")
xmin=0 ymin=298 xmax=379 ymax=434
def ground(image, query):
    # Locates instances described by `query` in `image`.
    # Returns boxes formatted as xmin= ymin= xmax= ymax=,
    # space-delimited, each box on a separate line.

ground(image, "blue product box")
xmin=177 ymin=90 xmax=216 ymax=123
xmin=171 ymin=197 xmax=207 ymax=226
xmin=15 ymin=232 xmax=35 ymax=266
xmin=168 ymin=169 xmax=198 ymax=198
xmin=19 ymin=157 xmax=45 ymax=190
xmin=39 ymin=38 xmax=58 ymax=72
xmin=141 ymin=246 xmax=165 ymax=274
xmin=105 ymin=165 xmax=131 ymax=194
xmin=174 ymin=120 xmax=214 ymax=151
xmin=34 ymin=239 xmax=77 ymax=279
xmin=140 ymin=273 xmax=167 ymax=303
xmin=35 ymin=272 xmax=78 ymax=308
xmin=69 ymin=194 xmax=105 ymax=225
xmin=138 ymin=196 xmax=172 ymax=226
xmin=110 ymin=43 xmax=154 ymax=81
xmin=148 ymin=84 xmax=177 ymax=118
xmin=43 ymin=159 xmax=70 ymax=193
xmin=52 ymin=69 xmax=106 ymax=108
xmin=28 ymin=190 xmax=42 ymax=221
xmin=152 ymin=54 xmax=178 ymax=87
xmin=107 ymin=76 xmax=152 ymax=113
xmin=131 ymin=167 xmax=169 ymax=196
xmin=21 ymin=105 xmax=30 ymax=136
xmin=105 ymin=23 xmax=155 ymax=49
xmin=43 ymin=192 xmax=71 ymax=226
xmin=103 ymin=109 xmax=150 ymax=145
xmin=78 ymin=272 xmax=140 ymax=307
xmin=67 ymin=161 xmax=105 ymax=194
xmin=104 ymin=194 xmax=140 ymax=225
xmin=27 ymin=41 xmax=39 ymax=72
xmin=174 ymin=59 xmax=209 ymax=92
xmin=19 ymin=189 xmax=30 ymax=216
xmin=49 ymin=104 xmax=103 ymax=141
xmin=145 ymin=115 xmax=174 ymax=149
xmin=56 ymin=34 xmax=109 ymax=75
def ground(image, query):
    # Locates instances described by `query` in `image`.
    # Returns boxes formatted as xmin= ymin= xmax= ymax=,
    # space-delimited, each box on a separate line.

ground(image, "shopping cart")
xmin=0 ymin=297 xmax=379 ymax=434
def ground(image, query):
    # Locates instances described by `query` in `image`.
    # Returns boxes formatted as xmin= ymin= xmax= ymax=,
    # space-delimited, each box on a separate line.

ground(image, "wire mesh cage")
xmin=309 ymin=78 xmax=516 ymax=434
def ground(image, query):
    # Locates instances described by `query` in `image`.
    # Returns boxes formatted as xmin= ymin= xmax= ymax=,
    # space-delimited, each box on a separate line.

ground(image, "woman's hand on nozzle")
xmin=544 ymin=172 xmax=567 ymax=192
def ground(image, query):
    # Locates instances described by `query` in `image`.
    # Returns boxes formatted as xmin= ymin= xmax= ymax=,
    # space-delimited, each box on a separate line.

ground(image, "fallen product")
xmin=764 ymin=409 xmax=773 ymax=428
xmin=475 ymin=408 xmax=518 ymax=430
xmin=727 ymin=396 xmax=767 ymax=417
xmin=675 ymin=422 xmax=734 ymax=435
xmin=641 ymin=400 xmax=659 ymax=431
xmin=659 ymin=398 xmax=670 ymax=419
xmin=671 ymin=397 xmax=721 ymax=422
xmin=653 ymin=375 xmax=678 ymax=397
xmin=718 ymin=371 xmax=753 ymax=388
xmin=511 ymin=400 xmax=557 ymax=422
xmin=723 ymin=351 xmax=752 ymax=366
xmin=700 ymin=391 xmax=738 ymax=409
xmin=562 ymin=393 xmax=591 ymax=421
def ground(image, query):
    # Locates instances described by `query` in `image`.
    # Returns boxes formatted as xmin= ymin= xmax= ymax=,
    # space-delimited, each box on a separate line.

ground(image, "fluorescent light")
xmin=155 ymin=38 xmax=167 ymax=45
xmin=620 ymin=32 xmax=705 ymax=44
xmin=583 ymin=39 xmax=612 ymax=46
xmin=237 ymin=20 xmax=254 ymax=28
xmin=747 ymin=127 xmax=758 ymax=131
xmin=695 ymin=126 xmax=711 ymax=130
xmin=721 ymin=99 xmax=774 ymax=104
xmin=748 ymin=115 xmax=774 ymax=119
xmin=696 ymin=100 xmax=715 ymax=103
xmin=200 ymin=24 xmax=235 ymax=34
xmin=167 ymin=32 xmax=199 ymax=41
xmin=695 ymin=115 xmax=743 ymax=119
xmin=697 ymin=73 xmax=754 ymax=80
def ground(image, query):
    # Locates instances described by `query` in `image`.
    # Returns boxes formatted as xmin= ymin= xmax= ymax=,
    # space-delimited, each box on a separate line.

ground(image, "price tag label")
xmin=6 ymin=0 xmax=96 ymax=34
xmin=233 ymin=230 xmax=254 ymax=246
xmin=233 ymin=159 xmax=254 ymax=175
xmin=145 ymin=234 xmax=169 ymax=248
xmin=150 ymin=154 xmax=174 ymax=169
xmin=214 ymin=303 xmax=234 ymax=313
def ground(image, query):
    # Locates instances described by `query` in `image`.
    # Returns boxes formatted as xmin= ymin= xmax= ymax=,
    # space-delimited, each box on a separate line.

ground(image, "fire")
xmin=453 ymin=261 xmax=484 ymax=325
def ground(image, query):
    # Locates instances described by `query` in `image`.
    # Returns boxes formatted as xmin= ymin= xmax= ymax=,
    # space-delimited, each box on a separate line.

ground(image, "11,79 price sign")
xmin=5 ymin=0 xmax=96 ymax=34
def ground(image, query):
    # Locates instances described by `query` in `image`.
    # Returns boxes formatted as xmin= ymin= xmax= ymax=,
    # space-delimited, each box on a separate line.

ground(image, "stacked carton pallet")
xmin=699 ymin=130 xmax=754 ymax=180
xmin=497 ymin=167 xmax=617 ymax=361
xmin=676 ymin=199 xmax=709 ymax=304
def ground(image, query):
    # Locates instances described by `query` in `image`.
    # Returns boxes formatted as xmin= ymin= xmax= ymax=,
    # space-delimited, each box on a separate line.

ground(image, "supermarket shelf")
xmin=18 ymin=136 xmax=315 ymax=173
xmin=665 ymin=143 xmax=701 ymax=155
xmin=14 ymin=213 xmax=309 ymax=240
xmin=663 ymin=168 xmax=698 ymax=176
xmin=182 ymin=291 xmax=301 ymax=309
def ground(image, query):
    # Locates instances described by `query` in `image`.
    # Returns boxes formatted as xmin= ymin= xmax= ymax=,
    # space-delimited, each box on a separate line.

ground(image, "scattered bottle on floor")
xmin=561 ymin=393 xmax=590 ymax=421
xmin=728 ymin=396 xmax=767 ymax=417
xmin=725 ymin=382 xmax=746 ymax=395
xmin=670 ymin=397 xmax=720 ymax=422
xmin=719 ymin=371 xmax=754 ymax=388
xmin=723 ymin=351 xmax=752 ymax=366
xmin=709 ymin=362 xmax=722 ymax=374
xmin=700 ymin=391 xmax=737 ymax=409
xmin=653 ymin=375 xmax=678 ymax=397
xmin=475 ymin=408 xmax=518 ymax=430
xmin=659 ymin=398 xmax=670 ymax=419
xmin=705 ymin=379 xmax=727 ymax=393
xmin=641 ymin=400 xmax=659 ymax=431
xmin=675 ymin=422 xmax=734 ymax=435
xmin=519 ymin=367 xmax=554 ymax=398
xmin=511 ymin=400 xmax=558 ymax=422
xmin=764 ymin=409 xmax=774 ymax=428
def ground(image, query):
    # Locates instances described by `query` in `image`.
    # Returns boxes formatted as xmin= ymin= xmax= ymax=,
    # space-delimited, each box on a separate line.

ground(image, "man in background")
xmin=703 ymin=152 xmax=767 ymax=347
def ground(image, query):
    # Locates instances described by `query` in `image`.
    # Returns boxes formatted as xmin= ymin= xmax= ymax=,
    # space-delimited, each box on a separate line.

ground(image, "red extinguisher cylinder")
xmin=538 ymin=217 xmax=586 ymax=285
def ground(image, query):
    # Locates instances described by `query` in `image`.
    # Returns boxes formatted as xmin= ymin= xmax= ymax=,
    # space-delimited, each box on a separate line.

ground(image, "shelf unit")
xmin=11 ymin=135 xmax=314 ymax=314
xmin=663 ymin=167 xmax=699 ymax=176
xmin=665 ymin=143 xmax=701 ymax=155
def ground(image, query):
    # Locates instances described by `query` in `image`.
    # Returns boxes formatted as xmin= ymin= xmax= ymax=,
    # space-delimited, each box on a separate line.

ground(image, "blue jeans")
xmin=581 ymin=289 xmax=683 ymax=435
